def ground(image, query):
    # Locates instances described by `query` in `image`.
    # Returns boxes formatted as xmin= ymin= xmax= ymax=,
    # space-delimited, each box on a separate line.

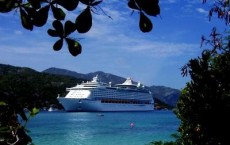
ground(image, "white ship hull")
xmin=58 ymin=97 xmax=154 ymax=112
xmin=57 ymin=75 xmax=154 ymax=112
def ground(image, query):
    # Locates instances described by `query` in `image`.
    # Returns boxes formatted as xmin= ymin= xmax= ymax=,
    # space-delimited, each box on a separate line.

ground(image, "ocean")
xmin=27 ymin=111 xmax=180 ymax=145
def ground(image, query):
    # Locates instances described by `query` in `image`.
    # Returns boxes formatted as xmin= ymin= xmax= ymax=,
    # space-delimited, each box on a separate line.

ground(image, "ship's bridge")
xmin=65 ymin=89 xmax=91 ymax=98
xmin=66 ymin=75 xmax=108 ymax=91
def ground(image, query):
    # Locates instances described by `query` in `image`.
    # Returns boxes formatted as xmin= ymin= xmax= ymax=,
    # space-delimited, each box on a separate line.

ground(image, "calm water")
xmin=27 ymin=111 xmax=179 ymax=145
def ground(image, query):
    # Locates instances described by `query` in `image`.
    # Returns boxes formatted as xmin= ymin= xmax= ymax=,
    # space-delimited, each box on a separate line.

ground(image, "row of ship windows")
xmin=69 ymin=90 xmax=146 ymax=94
xmin=92 ymin=91 xmax=149 ymax=99
xmin=101 ymin=99 xmax=151 ymax=104
xmin=93 ymin=90 xmax=144 ymax=94
xmin=93 ymin=96 xmax=150 ymax=101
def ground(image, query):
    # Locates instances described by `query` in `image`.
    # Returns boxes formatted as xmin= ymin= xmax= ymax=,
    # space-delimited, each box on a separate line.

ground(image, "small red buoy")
xmin=130 ymin=122 xmax=135 ymax=128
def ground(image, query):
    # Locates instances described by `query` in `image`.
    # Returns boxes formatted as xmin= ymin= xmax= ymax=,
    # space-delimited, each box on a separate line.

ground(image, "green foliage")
xmin=128 ymin=0 xmax=160 ymax=33
xmin=30 ymin=108 xmax=40 ymax=117
xmin=175 ymin=28 xmax=230 ymax=145
xmin=170 ymin=1 xmax=230 ymax=144
xmin=147 ymin=141 xmax=177 ymax=145
xmin=0 ymin=101 xmax=32 ymax=145
xmin=0 ymin=66 xmax=85 ymax=109
xmin=0 ymin=104 xmax=39 ymax=144
xmin=203 ymin=0 xmax=230 ymax=25
xmin=0 ymin=65 xmax=86 ymax=144
xmin=0 ymin=0 xmax=160 ymax=56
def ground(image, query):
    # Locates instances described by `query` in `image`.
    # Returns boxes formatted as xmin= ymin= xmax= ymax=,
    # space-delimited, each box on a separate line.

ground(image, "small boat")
xmin=97 ymin=114 xmax=104 ymax=116
xmin=48 ymin=106 xmax=59 ymax=112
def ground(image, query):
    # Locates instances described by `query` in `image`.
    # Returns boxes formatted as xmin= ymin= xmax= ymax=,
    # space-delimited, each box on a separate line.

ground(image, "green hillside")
xmin=0 ymin=64 xmax=86 ymax=110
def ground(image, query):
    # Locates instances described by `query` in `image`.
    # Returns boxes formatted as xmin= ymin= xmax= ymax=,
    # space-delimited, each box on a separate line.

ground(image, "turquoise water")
xmin=27 ymin=111 xmax=179 ymax=145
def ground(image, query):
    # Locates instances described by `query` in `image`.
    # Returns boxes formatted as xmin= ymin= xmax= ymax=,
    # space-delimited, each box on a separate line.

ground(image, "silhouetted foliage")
xmin=203 ymin=0 xmax=230 ymax=25
xmin=0 ymin=0 xmax=160 ymax=56
xmin=176 ymin=28 xmax=230 ymax=145
xmin=148 ymin=141 xmax=177 ymax=145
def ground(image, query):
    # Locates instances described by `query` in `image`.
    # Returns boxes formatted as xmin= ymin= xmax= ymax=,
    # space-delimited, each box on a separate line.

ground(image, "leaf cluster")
xmin=147 ymin=140 xmax=178 ymax=145
xmin=203 ymin=0 xmax=230 ymax=25
xmin=0 ymin=103 xmax=30 ymax=145
xmin=128 ymin=0 xmax=160 ymax=33
xmin=0 ymin=0 xmax=160 ymax=56
xmin=176 ymin=28 xmax=230 ymax=145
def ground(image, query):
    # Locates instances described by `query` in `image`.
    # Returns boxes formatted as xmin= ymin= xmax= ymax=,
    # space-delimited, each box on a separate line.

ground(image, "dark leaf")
xmin=20 ymin=8 xmax=33 ymax=30
xmin=47 ymin=29 xmax=59 ymax=37
xmin=52 ymin=20 xmax=64 ymax=36
xmin=149 ymin=4 xmax=160 ymax=16
xmin=128 ymin=0 xmax=139 ymax=10
xmin=55 ymin=0 xmax=79 ymax=11
xmin=33 ymin=5 xmax=50 ymax=27
xmin=75 ymin=6 xmax=92 ymax=33
xmin=24 ymin=7 xmax=36 ymax=18
xmin=64 ymin=20 xmax=76 ymax=36
xmin=136 ymin=0 xmax=160 ymax=16
xmin=53 ymin=38 xmax=63 ymax=51
xmin=51 ymin=5 xmax=66 ymax=20
xmin=139 ymin=12 xmax=152 ymax=32
xmin=28 ymin=0 xmax=41 ymax=9
xmin=65 ymin=38 xmax=82 ymax=56
xmin=0 ymin=0 xmax=16 ymax=13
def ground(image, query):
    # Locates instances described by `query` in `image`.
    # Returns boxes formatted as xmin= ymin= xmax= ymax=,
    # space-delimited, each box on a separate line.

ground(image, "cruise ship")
xmin=57 ymin=75 xmax=154 ymax=112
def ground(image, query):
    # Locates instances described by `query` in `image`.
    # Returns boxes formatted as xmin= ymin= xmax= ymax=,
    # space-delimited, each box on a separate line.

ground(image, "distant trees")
xmin=0 ymin=65 xmax=85 ymax=145
xmin=0 ymin=68 xmax=86 ymax=106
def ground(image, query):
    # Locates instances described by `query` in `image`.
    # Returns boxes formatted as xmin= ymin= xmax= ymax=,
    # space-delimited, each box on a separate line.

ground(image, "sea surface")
xmin=27 ymin=111 xmax=180 ymax=145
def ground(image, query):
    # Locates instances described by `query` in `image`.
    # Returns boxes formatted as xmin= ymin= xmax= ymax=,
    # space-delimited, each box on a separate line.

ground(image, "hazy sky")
xmin=0 ymin=0 xmax=226 ymax=89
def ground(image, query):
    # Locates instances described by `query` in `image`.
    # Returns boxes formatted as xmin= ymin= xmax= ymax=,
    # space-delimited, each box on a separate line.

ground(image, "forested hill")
xmin=0 ymin=64 xmax=180 ymax=109
xmin=148 ymin=86 xmax=180 ymax=108
xmin=0 ymin=64 xmax=86 ymax=109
